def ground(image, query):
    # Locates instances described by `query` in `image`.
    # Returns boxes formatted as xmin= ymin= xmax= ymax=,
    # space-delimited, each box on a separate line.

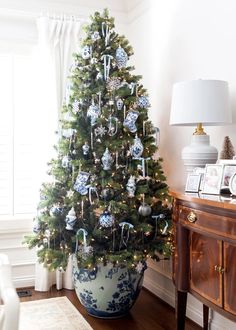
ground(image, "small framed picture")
xmin=185 ymin=173 xmax=202 ymax=192
xmin=229 ymin=173 xmax=236 ymax=196
xmin=202 ymin=164 xmax=224 ymax=195
xmin=221 ymin=165 xmax=236 ymax=189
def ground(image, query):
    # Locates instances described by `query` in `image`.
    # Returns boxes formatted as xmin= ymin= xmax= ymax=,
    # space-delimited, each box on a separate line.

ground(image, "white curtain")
xmin=34 ymin=15 xmax=83 ymax=291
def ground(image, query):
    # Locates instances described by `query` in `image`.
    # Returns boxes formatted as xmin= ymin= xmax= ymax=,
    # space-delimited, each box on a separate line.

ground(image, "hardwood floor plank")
xmin=18 ymin=287 xmax=201 ymax=330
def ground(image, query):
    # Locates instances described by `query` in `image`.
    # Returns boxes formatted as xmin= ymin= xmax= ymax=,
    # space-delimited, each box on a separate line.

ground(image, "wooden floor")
xmin=18 ymin=286 xmax=201 ymax=330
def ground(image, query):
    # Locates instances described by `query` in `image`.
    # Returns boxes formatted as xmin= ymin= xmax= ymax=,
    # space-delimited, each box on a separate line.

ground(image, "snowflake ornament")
xmin=91 ymin=31 xmax=100 ymax=41
xmin=106 ymin=77 xmax=121 ymax=91
xmin=94 ymin=125 xmax=107 ymax=137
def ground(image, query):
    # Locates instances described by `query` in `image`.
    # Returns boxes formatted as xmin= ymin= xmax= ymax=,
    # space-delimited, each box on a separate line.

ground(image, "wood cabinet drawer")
xmin=178 ymin=206 xmax=236 ymax=240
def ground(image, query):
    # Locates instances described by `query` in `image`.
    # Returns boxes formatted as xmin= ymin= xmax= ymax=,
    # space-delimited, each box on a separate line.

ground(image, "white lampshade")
xmin=170 ymin=79 xmax=231 ymax=126
xmin=169 ymin=79 xmax=232 ymax=171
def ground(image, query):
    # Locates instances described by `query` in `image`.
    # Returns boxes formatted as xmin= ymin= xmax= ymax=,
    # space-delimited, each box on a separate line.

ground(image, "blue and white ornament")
xmin=99 ymin=210 xmax=115 ymax=228
xmin=62 ymin=155 xmax=72 ymax=169
xmin=130 ymin=135 xmax=144 ymax=159
xmin=33 ymin=219 xmax=41 ymax=233
xmin=65 ymin=207 xmax=77 ymax=230
xmin=137 ymin=96 xmax=150 ymax=109
xmin=123 ymin=110 xmax=139 ymax=133
xmin=101 ymin=147 xmax=113 ymax=170
xmin=116 ymin=98 xmax=123 ymax=110
xmin=116 ymin=46 xmax=128 ymax=69
xmin=74 ymin=171 xmax=90 ymax=195
xmin=81 ymin=45 xmax=92 ymax=60
xmin=50 ymin=205 xmax=64 ymax=217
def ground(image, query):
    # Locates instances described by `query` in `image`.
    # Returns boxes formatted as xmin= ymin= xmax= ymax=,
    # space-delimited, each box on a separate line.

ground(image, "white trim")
xmin=13 ymin=274 xmax=35 ymax=288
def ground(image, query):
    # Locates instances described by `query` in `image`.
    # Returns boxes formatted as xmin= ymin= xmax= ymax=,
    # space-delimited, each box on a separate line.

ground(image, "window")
xmin=0 ymin=46 xmax=57 ymax=218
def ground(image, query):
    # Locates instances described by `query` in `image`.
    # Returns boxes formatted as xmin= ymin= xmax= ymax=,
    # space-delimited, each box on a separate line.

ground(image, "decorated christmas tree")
xmin=25 ymin=9 xmax=172 ymax=273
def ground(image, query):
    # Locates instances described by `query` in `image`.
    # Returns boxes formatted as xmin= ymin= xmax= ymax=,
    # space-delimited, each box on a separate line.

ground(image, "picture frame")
xmin=229 ymin=173 xmax=236 ymax=196
xmin=185 ymin=173 xmax=202 ymax=192
xmin=202 ymin=164 xmax=224 ymax=195
xmin=221 ymin=165 xmax=236 ymax=189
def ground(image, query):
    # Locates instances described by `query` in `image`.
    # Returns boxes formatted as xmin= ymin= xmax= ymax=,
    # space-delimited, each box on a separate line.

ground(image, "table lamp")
xmin=169 ymin=79 xmax=231 ymax=171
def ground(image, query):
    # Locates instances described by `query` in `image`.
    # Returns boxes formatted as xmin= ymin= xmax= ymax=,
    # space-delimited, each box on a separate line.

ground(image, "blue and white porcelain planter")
xmin=72 ymin=258 xmax=145 ymax=318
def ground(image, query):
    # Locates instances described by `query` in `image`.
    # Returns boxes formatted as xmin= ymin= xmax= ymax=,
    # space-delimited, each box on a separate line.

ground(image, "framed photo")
xmin=202 ymin=164 xmax=224 ymax=195
xmin=229 ymin=173 xmax=236 ymax=196
xmin=185 ymin=173 xmax=202 ymax=192
xmin=221 ymin=165 xmax=236 ymax=189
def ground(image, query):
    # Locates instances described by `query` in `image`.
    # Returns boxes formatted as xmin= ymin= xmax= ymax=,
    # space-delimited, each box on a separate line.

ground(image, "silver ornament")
xmin=94 ymin=125 xmax=107 ymax=137
xmin=87 ymin=103 xmax=100 ymax=126
xmin=99 ymin=210 xmax=115 ymax=228
xmin=82 ymin=142 xmax=90 ymax=156
xmin=91 ymin=31 xmax=100 ymax=41
xmin=116 ymin=98 xmax=123 ymax=110
xmin=130 ymin=135 xmax=144 ymax=159
xmin=65 ymin=207 xmax=77 ymax=230
xmin=126 ymin=175 xmax=136 ymax=198
xmin=106 ymin=77 xmax=121 ymax=91
xmin=116 ymin=46 xmax=128 ymax=69
xmin=81 ymin=45 xmax=91 ymax=59
xmin=100 ymin=188 xmax=114 ymax=201
xmin=138 ymin=203 xmax=152 ymax=216
xmin=101 ymin=147 xmax=113 ymax=170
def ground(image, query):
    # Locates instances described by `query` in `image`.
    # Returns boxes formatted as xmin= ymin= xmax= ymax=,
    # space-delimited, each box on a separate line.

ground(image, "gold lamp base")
xmin=193 ymin=123 xmax=206 ymax=135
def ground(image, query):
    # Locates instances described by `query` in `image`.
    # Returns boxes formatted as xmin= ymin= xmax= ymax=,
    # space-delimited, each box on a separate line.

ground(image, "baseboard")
xmin=143 ymin=269 xmax=203 ymax=327
xmin=13 ymin=275 xmax=35 ymax=288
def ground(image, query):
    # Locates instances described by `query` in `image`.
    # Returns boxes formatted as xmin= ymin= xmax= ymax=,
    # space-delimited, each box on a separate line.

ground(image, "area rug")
xmin=19 ymin=297 xmax=93 ymax=330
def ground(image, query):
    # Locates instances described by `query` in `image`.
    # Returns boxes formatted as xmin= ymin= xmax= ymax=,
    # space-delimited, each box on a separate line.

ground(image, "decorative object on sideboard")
xmin=229 ymin=173 xmax=236 ymax=196
xmin=220 ymin=136 xmax=235 ymax=159
xmin=202 ymin=164 xmax=224 ymax=195
xmin=185 ymin=173 xmax=202 ymax=193
xmin=169 ymin=79 xmax=232 ymax=172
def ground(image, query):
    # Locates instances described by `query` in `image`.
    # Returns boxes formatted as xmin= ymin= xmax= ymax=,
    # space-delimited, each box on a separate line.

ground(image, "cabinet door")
xmin=224 ymin=242 xmax=236 ymax=315
xmin=190 ymin=232 xmax=222 ymax=306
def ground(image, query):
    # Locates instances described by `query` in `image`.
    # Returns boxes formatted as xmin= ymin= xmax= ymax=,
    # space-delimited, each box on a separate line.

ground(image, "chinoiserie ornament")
xmin=116 ymin=46 xmax=128 ymax=69
xmin=101 ymin=148 xmax=113 ymax=170
xmin=81 ymin=45 xmax=92 ymax=59
xmin=123 ymin=110 xmax=139 ymax=133
xmin=130 ymin=135 xmax=144 ymax=159
xmin=74 ymin=171 xmax=90 ymax=195
xmin=99 ymin=210 xmax=115 ymax=228
xmin=116 ymin=98 xmax=123 ymax=110
xmin=50 ymin=205 xmax=64 ymax=217
xmin=137 ymin=96 xmax=150 ymax=109
xmin=62 ymin=155 xmax=72 ymax=169
xmin=65 ymin=207 xmax=77 ymax=230
xmin=138 ymin=203 xmax=152 ymax=216
xmin=87 ymin=101 xmax=101 ymax=126
xmin=82 ymin=142 xmax=90 ymax=156
xmin=126 ymin=175 xmax=136 ymax=197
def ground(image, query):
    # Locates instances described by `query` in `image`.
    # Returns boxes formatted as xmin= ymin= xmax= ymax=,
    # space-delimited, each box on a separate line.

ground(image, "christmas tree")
xmin=25 ymin=10 xmax=172 ymax=272
xmin=220 ymin=136 xmax=235 ymax=159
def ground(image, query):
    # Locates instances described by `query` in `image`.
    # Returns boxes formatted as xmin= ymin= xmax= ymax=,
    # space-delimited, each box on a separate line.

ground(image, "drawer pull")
xmin=214 ymin=265 xmax=225 ymax=274
xmin=187 ymin=211 xmax=197 ymax=223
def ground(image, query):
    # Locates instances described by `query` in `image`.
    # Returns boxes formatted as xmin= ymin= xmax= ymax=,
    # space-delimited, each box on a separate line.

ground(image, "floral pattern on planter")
xmin=72 ymin=257 xmax=145 ymax=318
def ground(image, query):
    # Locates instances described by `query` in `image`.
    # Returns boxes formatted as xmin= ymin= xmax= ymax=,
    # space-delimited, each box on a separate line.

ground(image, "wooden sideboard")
xmin=170 ymin=189 xmax=236 ymax=330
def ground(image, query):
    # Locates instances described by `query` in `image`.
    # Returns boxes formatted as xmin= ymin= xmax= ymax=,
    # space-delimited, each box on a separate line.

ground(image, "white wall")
xmin=127 ymin=0 xmax=236 ymax=188
xmin=127 ymin=1 xmax=236 ymax=328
